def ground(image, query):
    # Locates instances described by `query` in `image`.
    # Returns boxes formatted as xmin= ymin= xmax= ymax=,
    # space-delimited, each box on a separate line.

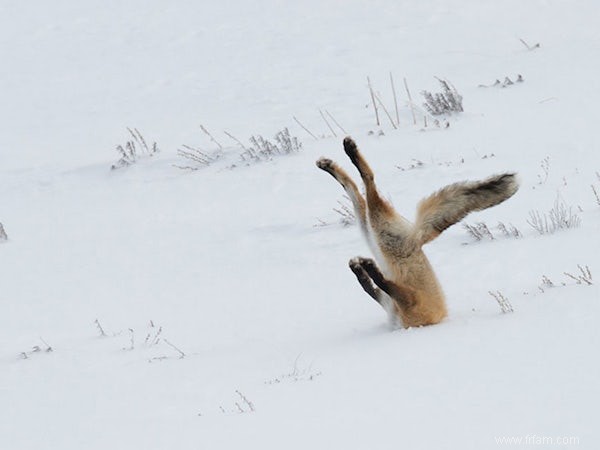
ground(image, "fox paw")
xmin=316 ymin=157 xmax=334 ymax=171
xmin=343 ymin=136 xmax=359 ymax=160
xmin=349 ymin=257 xmax=375 ymax=269
xmin=357 ymin=257 xmax=377 ymax=272
xmin=348 ymin=257 xmax=363 ymax=270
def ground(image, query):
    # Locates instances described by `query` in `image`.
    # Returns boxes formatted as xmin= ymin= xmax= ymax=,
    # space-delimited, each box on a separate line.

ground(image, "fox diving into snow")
xmin=316 ymin=137 xmax=519 ymax=328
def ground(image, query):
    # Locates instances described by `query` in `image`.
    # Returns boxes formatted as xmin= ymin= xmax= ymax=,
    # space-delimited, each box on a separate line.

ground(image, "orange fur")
xmin=317 ymin=137 xmax=519 ymax=328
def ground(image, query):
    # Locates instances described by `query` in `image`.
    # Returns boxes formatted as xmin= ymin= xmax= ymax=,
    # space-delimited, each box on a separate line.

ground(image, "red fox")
xmin=316 ymin=137 xmax=519 ymax=328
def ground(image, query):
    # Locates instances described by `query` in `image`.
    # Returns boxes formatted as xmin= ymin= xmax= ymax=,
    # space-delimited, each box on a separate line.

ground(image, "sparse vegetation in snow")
xmin=421 ymin=78 xmax=464 ymax=116
xmin=241 ymin=127 xmax=302 ymax=164
xmin=315 ymin=196 xmax=356 ymax=228
xmin=478 ymin=74 xmax=524 ymax=88
xmin=174 ymin=145 xmax=223 ymax=171
xmin=527 ymin=198 xmax=581 ymax=235
xmin=111 ymin=128 xmax=159 ymax=170
xmin=0 ymin=222 xmax=7 ymax=242
xmin=19 ymin=337 xmax=53 ymax=360
xmin=489 ymin=290 xmax=514 ymax=314
xmin=463 ymin=221 xmax=522 ymax=242
xmin=538 ymin=265 xmax=593 ymax=292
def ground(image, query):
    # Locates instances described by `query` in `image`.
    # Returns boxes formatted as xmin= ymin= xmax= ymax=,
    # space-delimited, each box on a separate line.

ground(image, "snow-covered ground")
xmin=1 ymin=1 xmax=599 ymax=448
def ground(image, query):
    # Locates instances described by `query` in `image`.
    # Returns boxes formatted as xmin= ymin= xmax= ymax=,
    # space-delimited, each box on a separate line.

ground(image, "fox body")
xmin=317 ymin=137 xmax=519 ymax=328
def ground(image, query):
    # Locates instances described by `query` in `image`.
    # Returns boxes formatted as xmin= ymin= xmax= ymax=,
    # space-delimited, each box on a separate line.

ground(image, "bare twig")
xmin=333 ymin=197 xmax=356 ymax=226
xmin=367 ymin=76 xmax=380 ymax=126
xmin=200 ymin=124 xmax=223 ymax=150
xmin=0 ymin=222 xmax=7 ymax=241
xmin=325 ymin=110 xmax=347 ymax=134
xmin=94 ymin=319 xmax=107 ymax=337
xmin=390 ymin=72 xmax=400 ymax=127
xmin=127 ymin=127 xmax=149 ymax=153
xmin=123 ymin=328 xmax=134 ymax=351
xmin=592 ymin=184 xmax=600 ymax=206
xmin=319 ymin=109 xmax=337 ymax=137
xmin=150 ymin=326 xmax=163 ymax=346
xmin=224 ymin=131 xmax=248 ymax=150
xmin=236 ymin=390 xmax=255 ymax=412
xmin=163 ymin=338 xmax=186 ymax=359
xmin=293 ymin=116 xmax=318 ymax=140
xmin=373 ymin=92 xmax=398 ymax=129
xmin=403 ymin=77 xmax=417 ymax=126
xmin=39 ymin=337 xmax=53 ymax=352
xmin=519 ymin=37 xmax=540 ymax=51
xmin=177 ymin=145 xmax=214 ymax=166
xmin=564 ymin=265 xmax=593 ymax=285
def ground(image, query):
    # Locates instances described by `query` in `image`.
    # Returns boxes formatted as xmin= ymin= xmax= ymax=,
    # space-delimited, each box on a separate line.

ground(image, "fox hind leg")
xmin=343 ymin=136 xmax=376 ymax=183
xmin=342 ymin=137 xmax=416 ymax=258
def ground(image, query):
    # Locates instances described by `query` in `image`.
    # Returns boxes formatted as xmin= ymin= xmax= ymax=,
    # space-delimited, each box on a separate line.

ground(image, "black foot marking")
xmin=316 ymin=157 xmax=334 ymax=172
xmin=349 ymin=258 xmax=381 ymax=303
xmin=357 ymin=257 xmax=416 ymax=309
xmin=343 ymin=137 xmax=360 ymax=165
xmin=356 ymin=257 xmax=384 ymax=284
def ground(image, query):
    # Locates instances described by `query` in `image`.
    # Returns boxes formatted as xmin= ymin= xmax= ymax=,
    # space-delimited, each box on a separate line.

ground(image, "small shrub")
xmin=564 ymin=265 xmax=593 ymax=285
xmin=241 ymin=128 xmax=302 ymax=163
xmin=94 ymin=319 xmax=185 ymax=361
xmin=333 ymin=197 xmax=356 ymax=226
xmin=496 ymin=222 xmax=522 ymax=238
xmin=212 ymin=391 xmax=255 ymax=416
xmin=111 ymin=128 xmax=159 ymax=170
xmin=539 ymin=275 xmax=555 ymax=292
xmin=537 ymin=157 xmax=550 ymax=185
xmin=489 ymin=290 xmax=514 ymax=314
xmin=421 ymin=78 xmax=463 ymax=116
xmin=264 ymin=354 xmax=322 ymax=385
xmin=315 ymin=196 xmax=356 ymax=228
xmin=538 ymin=265 xmax=592 ymax=292
xmin=464 ymin=221 xmax=521 ymax=242
xmin=527 ymin=198 xmax=581 ymax=235
xmin=463 ymin=222 xmax=494 ymax=241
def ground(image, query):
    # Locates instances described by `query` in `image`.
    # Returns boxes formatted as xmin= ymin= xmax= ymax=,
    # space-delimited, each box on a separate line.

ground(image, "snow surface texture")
xmin=1 ymin=1 xmax=599 ymax=449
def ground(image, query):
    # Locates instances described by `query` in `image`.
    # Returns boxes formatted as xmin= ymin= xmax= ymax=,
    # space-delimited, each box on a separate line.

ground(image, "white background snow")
xmin=1 ymin=1 xmax=599 ymax=448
